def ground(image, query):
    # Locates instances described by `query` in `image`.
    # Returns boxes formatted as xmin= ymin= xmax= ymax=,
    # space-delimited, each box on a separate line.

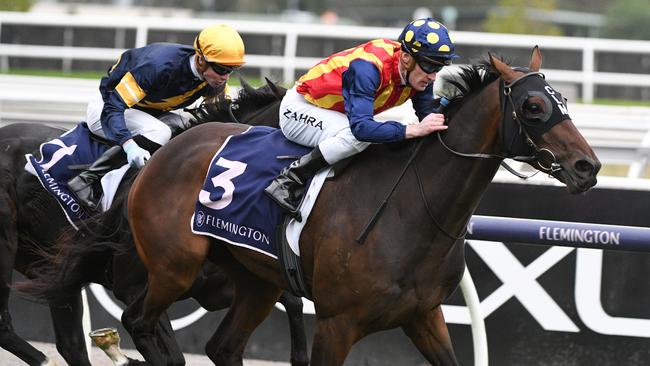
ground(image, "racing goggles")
xmin=209 ymin=62 xmax=240 ymax=75
xmin=414 ymin=55 xmax=451 ymax=74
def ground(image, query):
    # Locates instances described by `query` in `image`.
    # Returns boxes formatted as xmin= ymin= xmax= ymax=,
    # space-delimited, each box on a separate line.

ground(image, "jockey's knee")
xmin=132 ymin=128 xmax=170 ymax=153
xmin=147 ymin=125 xmax=172 ymax=146
xmin=319 ymin=137 xmax=369 ymax=164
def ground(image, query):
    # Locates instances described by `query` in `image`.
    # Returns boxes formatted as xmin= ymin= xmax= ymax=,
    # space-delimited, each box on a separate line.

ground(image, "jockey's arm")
xmin=100 ymin=66 xmax=157 ymax=145
xmin=342 ymin=59 xmax=407 ymax=143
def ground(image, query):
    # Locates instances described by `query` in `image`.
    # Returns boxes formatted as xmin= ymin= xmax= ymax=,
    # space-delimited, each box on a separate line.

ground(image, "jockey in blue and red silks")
xmin=68 ymin=24 xmax=245 ymax=213
xmin=265 ymin=18 xmax=459 ymax=219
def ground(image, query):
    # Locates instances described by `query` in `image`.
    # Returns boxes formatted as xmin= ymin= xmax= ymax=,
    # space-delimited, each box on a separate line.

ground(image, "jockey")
xmin=67 ymin=24 xmax=245 ymax=213
xmin=265 ymin=18 xmax=458 ymax=219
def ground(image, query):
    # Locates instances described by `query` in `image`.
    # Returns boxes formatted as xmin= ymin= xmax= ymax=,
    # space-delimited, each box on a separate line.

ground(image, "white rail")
xmin=3 ymin=11 xmax=650 ymax=102
xmin=2 ymin=74 xmax=649 ymax=178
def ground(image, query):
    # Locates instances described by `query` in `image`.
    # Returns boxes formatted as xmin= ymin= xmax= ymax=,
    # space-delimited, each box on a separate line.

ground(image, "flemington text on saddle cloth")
xmin=191 ymin=125 xmax=328 ymax=258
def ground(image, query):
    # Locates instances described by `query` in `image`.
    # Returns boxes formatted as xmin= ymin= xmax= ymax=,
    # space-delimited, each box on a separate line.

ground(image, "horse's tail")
xmin=16 ymin=173 xmax=136 ymax=304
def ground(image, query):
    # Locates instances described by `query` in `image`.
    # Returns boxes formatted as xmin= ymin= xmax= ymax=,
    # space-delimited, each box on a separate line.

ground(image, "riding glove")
xmin=122 ymin=138 xmax=150 ymax=168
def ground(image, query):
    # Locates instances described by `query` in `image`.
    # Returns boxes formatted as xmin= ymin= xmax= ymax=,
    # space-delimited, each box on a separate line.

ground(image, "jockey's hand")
xmin=405 ymin=113 xmax=447 ymax=139
xmin=122 ymin=138 xmax=151 ymax=168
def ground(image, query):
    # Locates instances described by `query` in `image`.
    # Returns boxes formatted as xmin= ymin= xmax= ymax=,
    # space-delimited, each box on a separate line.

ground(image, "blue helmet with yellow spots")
xmin=398 ymin=18 xmax=458 ymax=61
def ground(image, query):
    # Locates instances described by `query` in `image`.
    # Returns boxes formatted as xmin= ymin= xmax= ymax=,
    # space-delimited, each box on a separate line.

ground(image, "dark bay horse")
xmin=124 ymin=47 xmax=600 ymax=365
xmin=11 ymin=79 xmax=305 ymax=365
xmin=0 ymin=123 xmax=73 ymax=366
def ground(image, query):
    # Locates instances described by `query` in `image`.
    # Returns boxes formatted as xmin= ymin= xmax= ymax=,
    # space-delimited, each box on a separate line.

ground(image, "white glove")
xmin=122 ymin=139 xmax=150 ymax=168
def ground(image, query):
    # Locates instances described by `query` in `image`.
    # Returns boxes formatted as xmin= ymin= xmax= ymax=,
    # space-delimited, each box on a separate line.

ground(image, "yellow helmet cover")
xmin=194 ymin=24 xmax=245 ymax=66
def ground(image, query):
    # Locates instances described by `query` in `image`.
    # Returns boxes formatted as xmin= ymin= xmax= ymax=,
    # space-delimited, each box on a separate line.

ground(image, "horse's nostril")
xmin=575 ymin=159 xmax=600 ymax=176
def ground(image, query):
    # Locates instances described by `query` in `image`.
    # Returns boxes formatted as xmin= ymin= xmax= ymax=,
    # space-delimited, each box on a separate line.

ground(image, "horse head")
xmin=489 ymin=46 xmax=600 ymax=193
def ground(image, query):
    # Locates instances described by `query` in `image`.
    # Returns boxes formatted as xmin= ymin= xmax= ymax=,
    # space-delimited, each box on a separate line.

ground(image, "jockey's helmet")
xmin=398 ymin=18 xmax=458 ymax=69
xmin=194 ymin=24 xmax=245 ymax=66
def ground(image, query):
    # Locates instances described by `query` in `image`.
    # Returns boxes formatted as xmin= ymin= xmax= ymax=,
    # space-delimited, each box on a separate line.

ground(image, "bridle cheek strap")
xmin=501 ymin=73 xmax=563 ymax=174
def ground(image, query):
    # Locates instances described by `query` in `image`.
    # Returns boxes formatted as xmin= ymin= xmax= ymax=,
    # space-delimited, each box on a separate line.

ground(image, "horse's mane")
xmin=435 ymin=56 xmax=511 ymax=116
xmin=232 ymin=78 xmax=285 ymax=117
xmin=187 ymin=78 xmax=285 ymax=125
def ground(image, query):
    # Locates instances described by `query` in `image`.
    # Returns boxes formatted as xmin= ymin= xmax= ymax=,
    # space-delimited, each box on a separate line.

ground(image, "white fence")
xmin=1 ymin=74 xmax=649 ymax=178
xmin=2 ymin=11 xmax=650 ymax=102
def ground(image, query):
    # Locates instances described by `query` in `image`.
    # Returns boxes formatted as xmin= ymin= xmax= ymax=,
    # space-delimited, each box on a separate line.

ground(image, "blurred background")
xmin=5 ymin=0 xmax=649 ymax=37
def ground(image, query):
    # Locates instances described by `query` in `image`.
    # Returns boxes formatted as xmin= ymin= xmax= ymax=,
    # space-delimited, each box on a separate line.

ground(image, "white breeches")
xmin=278 ymin=87 xmax=370 ymax=164
xmin=86 ymin=91 xmax=192 ymax=145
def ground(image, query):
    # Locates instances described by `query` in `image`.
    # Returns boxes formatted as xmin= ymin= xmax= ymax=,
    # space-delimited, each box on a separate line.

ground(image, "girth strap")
xmin=277 ymin=217 xmax=312 ymax=299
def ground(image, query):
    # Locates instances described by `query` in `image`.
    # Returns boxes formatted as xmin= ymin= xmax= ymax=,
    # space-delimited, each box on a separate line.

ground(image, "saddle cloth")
xmin=191 ymin=126 xmax=332 ymax=258
xmin=24 ymin=122 xmax=130 ymax=228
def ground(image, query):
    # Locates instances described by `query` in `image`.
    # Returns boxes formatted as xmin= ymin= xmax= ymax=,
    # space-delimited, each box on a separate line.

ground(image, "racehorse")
xmin=11 ymin=79 xmax=308 ymax=365
xmin=0 ymin=123 xmax=73 ymax=366
xmin=122 ymin=47 xmax=600 ymax=365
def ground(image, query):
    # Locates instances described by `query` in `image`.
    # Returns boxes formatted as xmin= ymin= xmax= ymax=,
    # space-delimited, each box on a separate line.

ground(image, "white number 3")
xmin=198 ymin=157 xmax=247 ymax=210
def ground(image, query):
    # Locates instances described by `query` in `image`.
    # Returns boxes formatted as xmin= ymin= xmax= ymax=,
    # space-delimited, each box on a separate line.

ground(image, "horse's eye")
xmin=524 ymin=100 xmax=543 ymax=114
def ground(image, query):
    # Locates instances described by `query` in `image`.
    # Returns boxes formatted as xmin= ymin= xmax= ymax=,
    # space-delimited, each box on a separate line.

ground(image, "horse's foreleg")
xmin=278 ymin=292 xmax=309 ymax=366
xmin=0 ymin=198 xmax=49 ymax=365
xmin=204 ymin=267 xmax=282 ymax=366
xmin=156 ymin=312 xmax=185 ymax=366
xmin=0 ymin=302 xmax=48 ymax=366
xmin=49 ymin=294 xmax=91 ymax=366
xmin=402 ymin=306 xmax=459 ymax=366
xmin=310 ymin=314 xmax=359 ymax=366
xmin=128 ymin=265 xmax=202 ymax=366
xmin=113 ymin=252 xmax=185 ymax=366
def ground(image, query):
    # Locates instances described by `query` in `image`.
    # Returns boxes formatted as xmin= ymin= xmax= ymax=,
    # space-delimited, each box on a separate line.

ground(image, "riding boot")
xmin=67 ymin=146 xmax=126 ymax=214
xmin=264 ymin=147 xmax=329 ymax=221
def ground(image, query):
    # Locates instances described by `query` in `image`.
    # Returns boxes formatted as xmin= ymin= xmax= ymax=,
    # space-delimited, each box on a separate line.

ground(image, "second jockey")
xmin=265 ymin=17 xmax=458 ymax=219
xmin=67 ymin=24 xmax=245 ymax=213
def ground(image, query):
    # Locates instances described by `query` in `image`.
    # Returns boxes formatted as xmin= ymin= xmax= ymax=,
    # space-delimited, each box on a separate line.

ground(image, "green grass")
xmin=4 ymin=68 xmax=649 ymax=105
xmin=586 ymin=98 xmax=650 ymax=107
xmin=3 ymin=68 xmax=106 ymax=79
xmin=1 ymin=68 xmax=269 ymax=87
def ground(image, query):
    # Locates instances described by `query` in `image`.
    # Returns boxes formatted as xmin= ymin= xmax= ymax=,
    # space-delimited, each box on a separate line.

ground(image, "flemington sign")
xmin=462 ymin=215 xmax=650 ymax=338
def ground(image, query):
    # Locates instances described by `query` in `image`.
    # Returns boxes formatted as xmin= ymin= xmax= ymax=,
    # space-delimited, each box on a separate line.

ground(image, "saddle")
xmin=192 ymin=126 xmax=336 ymax=298
xmin=24 ymin=122 xmax=129 ymax=226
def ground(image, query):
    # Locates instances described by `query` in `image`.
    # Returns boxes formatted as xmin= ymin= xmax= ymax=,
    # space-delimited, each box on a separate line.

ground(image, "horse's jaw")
xmin=538 ymin=121 xmax=601 ymax=194
xmin=552 ymin=165 xmax=599 ymax=194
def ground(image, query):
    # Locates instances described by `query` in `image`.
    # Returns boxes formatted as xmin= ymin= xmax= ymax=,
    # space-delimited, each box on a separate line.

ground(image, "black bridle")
xmin=436 ymin=71 xmax=562 ymax=175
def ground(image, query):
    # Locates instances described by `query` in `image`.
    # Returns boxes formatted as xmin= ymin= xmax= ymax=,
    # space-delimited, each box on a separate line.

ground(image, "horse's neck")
xmin=240 ymin=100 xmax=281 ymax=128
xmin=418 ymin=81 xmax=504 ymax=236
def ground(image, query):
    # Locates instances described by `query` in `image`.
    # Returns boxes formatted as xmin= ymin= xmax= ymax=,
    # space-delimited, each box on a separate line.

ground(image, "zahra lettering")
xmin=283 ymin=109 xmax=323 ymax=130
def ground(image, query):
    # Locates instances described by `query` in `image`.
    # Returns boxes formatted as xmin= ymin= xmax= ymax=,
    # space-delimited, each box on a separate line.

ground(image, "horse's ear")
xmin=489 ymin=52 xmax=518 ymax=83
xmin=529 ymin=45 xmax=542 ymax=72
xmin=239 ymin=77 xmax=254 ymax=93
xmin=265 ymin=77 xmax=287 ymax=99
